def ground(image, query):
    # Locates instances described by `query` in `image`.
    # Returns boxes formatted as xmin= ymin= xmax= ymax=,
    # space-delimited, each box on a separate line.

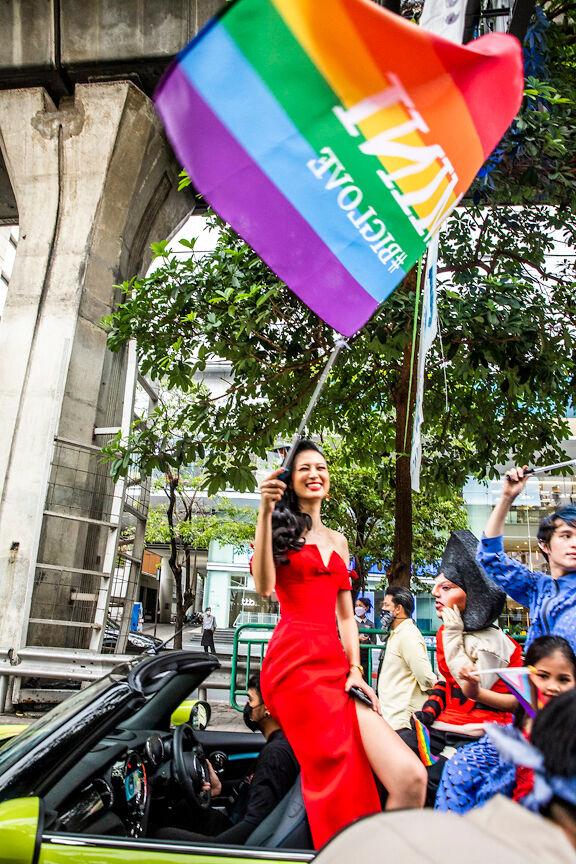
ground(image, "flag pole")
xmin=282 ymin=338 xmax=349 ymax=469
xmin=467 ymin=667 xmax=532 ymax=676
xmin=403 ymin=256 xmax=424 ymax=453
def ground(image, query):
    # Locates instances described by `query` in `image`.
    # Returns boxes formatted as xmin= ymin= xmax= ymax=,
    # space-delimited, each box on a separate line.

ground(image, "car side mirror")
xmin=171 ymin=699 xmax=211 ymax=730
xmin=0 ymin=796 xmax=43 ymax=863
xmin=190 ymin=700 xmax=211 ymax=731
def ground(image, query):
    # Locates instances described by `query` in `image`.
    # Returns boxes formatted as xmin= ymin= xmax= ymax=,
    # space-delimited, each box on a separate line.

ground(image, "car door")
xmin=0 ymin=796 xmax=314 ymax=864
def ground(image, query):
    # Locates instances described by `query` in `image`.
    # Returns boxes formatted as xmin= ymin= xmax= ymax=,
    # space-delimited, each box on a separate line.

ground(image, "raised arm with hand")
xmin=252 ymin=467 xmax=287 ymax=598
xmin=484 ymin=466 xmax=528 ymax=538
xmin=459 ymin=665 xmax=517 ymax=711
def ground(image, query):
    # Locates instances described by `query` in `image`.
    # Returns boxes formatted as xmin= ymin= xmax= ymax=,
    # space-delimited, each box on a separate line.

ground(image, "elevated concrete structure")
xmin=0 ymin=81 xmax=197 ymax=655
xmin=0 ymin=0 xmax=222 ymax=670
xmin=0 ymin=0 xmax=219 ymax=222
xmin=0 ymin=0 xmax=539 ymax=694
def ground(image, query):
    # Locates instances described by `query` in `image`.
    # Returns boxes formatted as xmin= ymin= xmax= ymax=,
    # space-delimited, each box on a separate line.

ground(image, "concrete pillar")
xmin=159 ymin=559 xmax=174 ymax=625
xmin=0 ymin=82 xmax=194 ymax=651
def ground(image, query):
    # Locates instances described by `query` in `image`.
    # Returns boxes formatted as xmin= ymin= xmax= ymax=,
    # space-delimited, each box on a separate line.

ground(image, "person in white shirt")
xmin=377 ymin=586 xmax=437 ymax=730
xmin=201 ymin=607 xmax=217 ymax=654
xmin=354 ymin=596 xmax=376 ymax=682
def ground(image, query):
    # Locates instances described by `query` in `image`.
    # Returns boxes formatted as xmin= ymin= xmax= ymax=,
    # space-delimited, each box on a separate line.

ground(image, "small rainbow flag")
xmin=155 ymin=0 xmax=523 ymax=337
xmin=412 ymin=712 xmax=439 ymax=767
xmin=498 ymin=666 xmax=548 ymax=719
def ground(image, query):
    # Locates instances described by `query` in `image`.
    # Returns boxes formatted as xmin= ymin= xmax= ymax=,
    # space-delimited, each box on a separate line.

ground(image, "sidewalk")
xmin=206 ymin=702 xmax=245 ymax=731
xmin=142 ymin=622 xmax=237 ymax=657
xmin=142 ymin=621 xmax=218 ymax=648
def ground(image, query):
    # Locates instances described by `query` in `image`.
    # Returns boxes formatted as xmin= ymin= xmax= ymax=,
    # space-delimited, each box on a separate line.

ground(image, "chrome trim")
xmin=42 ymin=833 xmax=314 ymax=861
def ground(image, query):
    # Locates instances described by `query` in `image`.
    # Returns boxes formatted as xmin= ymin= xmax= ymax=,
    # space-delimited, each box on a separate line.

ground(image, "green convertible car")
xmin=0 ymin=651 xmax=312 ymax=864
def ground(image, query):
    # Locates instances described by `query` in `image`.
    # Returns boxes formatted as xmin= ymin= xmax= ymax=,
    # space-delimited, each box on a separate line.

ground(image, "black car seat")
xmin=246 ymin=774 xmax=312 ymax=849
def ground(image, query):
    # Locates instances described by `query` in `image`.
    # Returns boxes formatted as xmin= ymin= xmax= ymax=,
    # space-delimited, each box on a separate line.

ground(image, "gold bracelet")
xmin=349 ymin=663 xmax=364 ymax=675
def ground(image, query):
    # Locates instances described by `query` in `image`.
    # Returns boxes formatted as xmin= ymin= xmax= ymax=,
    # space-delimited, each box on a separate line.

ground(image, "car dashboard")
xmin=44 ymin=726 xmax=266 ymax=841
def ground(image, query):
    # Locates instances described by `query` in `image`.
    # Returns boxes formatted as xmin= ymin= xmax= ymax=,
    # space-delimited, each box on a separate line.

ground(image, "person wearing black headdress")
xmin=397 ymin=530 xmax=523 ymax=805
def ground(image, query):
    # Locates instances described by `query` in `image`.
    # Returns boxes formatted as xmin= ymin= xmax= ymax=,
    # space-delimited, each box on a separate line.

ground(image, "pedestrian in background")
xmin=201 ymin=606 xmax=217 ymax=654
xmin=377 ymin=586 xmax=437 ymax=730
xmin=355 ymin=596 xmax=376 ymax=683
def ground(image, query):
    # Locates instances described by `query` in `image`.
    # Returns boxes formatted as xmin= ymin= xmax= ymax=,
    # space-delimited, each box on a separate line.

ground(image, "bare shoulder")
xmin=330 ymin=530 xmax=349 ymax=561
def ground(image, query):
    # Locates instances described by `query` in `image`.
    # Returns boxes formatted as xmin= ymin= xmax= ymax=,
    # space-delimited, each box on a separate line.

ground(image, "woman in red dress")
xmin=252 ymin=440 xmax=426 ymax=849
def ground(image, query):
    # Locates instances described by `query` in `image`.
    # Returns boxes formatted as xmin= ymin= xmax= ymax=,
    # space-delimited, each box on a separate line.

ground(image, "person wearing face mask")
xmin=376 ymin=586 xmax=437 ymax=731
xmin=155 ymin=672 xmax=300 ymax=844
xmin=355 ymin=597 xmax=376 ymax=683
xmin=228 ymin=672 xmax=301 ymax=842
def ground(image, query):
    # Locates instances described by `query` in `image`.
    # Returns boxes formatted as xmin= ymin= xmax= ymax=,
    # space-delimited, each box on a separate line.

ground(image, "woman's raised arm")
xmin=252 ymin=467 xmax=286 ymax=598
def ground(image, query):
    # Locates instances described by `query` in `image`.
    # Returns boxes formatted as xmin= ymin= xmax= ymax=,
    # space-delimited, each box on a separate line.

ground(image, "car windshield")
xmin=0 ymin=669 xmax=129 ymax=773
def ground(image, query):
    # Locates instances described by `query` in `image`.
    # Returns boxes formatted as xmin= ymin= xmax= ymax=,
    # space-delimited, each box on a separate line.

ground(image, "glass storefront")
xmin=205 ymin=544 xmax=279 ymax=628
xmin=228 ymin=569 xmax=280 ymax=627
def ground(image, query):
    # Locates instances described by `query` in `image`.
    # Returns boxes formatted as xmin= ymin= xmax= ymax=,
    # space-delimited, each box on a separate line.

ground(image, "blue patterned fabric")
xmin=486 ymin=722 xmax=576 ymax=812
xmin=477 ymin=534 xmax=576 ymax=653
xmin=435 ymin=734 xmax=516 ymax=814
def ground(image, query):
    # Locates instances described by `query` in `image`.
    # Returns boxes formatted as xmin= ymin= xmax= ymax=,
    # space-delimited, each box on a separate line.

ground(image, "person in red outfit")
xmin=398 ymin=530 xmax=522 ymax=805
xmin=252 ymin=440 xmax=426 ymax=849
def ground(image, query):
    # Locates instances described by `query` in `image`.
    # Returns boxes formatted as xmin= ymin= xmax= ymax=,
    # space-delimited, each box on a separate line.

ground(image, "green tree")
xmin=321 ymin=442 xmax=469 ymax=591
xmin=145 ymin=468 xmax=256 ymax=647
xmin=103 ymin=6 xmax=576 ymax=588
xmin=479 ymin=2 xmax=576 ymax=209
xmin=103 ymin=202 xmax=575 ymax=586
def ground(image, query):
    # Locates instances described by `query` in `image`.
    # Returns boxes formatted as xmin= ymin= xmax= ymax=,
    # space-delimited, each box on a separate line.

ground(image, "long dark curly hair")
xmin=271 ymin=439 xmax=326 ymax=566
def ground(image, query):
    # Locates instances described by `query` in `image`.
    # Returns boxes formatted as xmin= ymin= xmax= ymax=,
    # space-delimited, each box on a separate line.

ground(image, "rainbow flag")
xmin=498 ymin=666 xmax=548 ymax=719
xmin=155 ymin=0 xmax=523 ymax=337
xmin=412 ymin=713 xmax=439 ymax=767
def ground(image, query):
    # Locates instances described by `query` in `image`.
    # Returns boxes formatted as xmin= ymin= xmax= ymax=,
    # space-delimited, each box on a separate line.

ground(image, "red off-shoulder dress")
xmin=259 ymin=544 xmax=381 ymax=849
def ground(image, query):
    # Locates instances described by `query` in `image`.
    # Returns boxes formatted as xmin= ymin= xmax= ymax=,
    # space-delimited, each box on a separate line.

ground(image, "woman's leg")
xmin=355 ymin=702 xmax=427 ymax=809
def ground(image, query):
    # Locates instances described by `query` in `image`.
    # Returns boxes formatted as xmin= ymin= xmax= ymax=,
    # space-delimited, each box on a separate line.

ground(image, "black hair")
xmin=357 ymin=597 xmax=372 ymax=611
xmin=271 ymin=439 xmax=324 ymax=565
xmin=526 ymin=635 xmax=576 ymax=673
xmin=537 ymin=506 xmax=576 ymax=562
xmin=530 ymin=688 xmax=576 ymax=777
xmin=247 ymin=672 xmax=261 ymax=695
xmin=385 ymin=585 xmax=415 ymax=617
xmin=513 ymin=636 xmax=576 ymax=729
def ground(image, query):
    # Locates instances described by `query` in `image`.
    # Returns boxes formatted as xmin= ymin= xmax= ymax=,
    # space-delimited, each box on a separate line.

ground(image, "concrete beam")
xmin=0 ymin=0 xmax=223 ymax=100
xmin=0 ymin=81 xmax=196 ymax=651
xmin=0 ymin=156 xmax=18 ymax=225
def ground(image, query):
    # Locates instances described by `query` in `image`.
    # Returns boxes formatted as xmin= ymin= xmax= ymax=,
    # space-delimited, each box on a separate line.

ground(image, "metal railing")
xmin=229 ymin=625 xmax=527 ymax=710
xmin=0 ymin=646 xmax=134 ymax=711
xmin=230 ymin=623 xmax=274 ymax=710
xmin=0 ymin=628 xmax=527 ymax=713
xmin=230 ymin=624 xmax=439 ymax=710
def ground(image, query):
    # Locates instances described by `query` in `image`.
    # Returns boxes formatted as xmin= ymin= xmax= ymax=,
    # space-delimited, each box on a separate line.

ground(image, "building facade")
xmin=0 ymin=225 xmax=18 ymax=316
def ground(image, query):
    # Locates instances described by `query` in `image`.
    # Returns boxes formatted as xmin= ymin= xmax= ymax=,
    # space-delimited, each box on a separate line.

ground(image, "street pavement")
xmin=0 ymin=701 xmax=245 ymax=730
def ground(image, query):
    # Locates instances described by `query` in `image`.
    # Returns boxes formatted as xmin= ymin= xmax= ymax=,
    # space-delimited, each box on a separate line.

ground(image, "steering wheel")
xmin=172 ymin=723 xmax=212 ymax=809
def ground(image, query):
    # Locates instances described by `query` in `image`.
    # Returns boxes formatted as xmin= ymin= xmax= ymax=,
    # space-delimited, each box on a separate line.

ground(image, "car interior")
xmin=0 ymin=652 xmax=313 ymax=856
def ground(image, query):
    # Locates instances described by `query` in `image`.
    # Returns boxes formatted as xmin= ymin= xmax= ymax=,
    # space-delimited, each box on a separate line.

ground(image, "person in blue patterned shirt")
xmin=477 ymin=465 xmax=576 ymax=652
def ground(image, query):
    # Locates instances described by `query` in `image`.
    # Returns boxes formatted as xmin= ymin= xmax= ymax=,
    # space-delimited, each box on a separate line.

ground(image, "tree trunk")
xmin=389 ymin=272 xmax=419 ymax=588
xmin=167 ymin=474 xmax=185 ymax=649
xmin=190 ymin=547 xmax=199 ymax=610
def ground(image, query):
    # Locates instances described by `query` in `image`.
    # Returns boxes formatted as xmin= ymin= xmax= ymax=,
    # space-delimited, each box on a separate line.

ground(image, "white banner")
xmin=410 ymin=233 xmax=439 ymax=492
xmin=419 ymin=0 xmax=469 ymax=42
